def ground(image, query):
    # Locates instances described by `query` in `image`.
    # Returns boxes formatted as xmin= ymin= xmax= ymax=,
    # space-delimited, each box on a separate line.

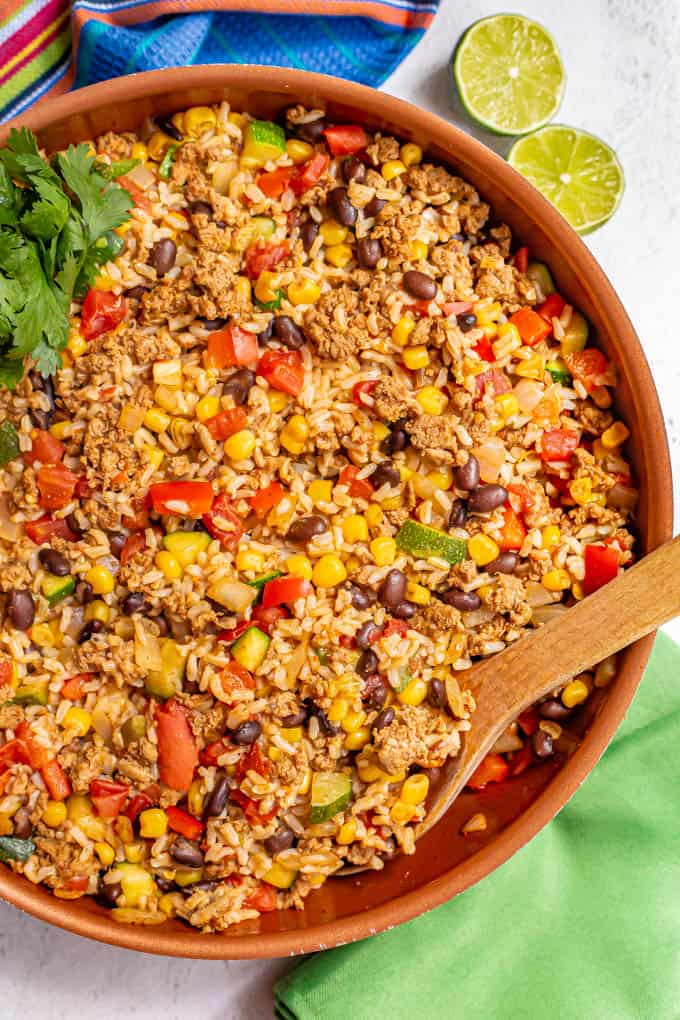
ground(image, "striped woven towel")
xmin=0 ymin=0 xmax=439 ymax=123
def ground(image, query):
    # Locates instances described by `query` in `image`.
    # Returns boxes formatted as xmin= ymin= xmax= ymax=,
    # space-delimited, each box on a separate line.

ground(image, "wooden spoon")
xmin=341 ymin=535 xmax=680 ymax=873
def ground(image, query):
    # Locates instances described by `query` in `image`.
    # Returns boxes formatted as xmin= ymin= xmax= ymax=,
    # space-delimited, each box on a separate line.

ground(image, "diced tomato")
xmin=124 ymin=790 xmax=156 ymax=823
xmin=338 ymin=633 xmax=356 ymax=650
xmin=250 ymin=481 xmax=286 ymax=519
xmin=262 ymin=575 xmax=312 ymax=609
xmin=380 ymin=619 xmax=409 ymax=640
xmin=24 ymin=514 xmax=78 ymax=545
xmin=205 ymin=406 xmax=248 ymax=441
xmin=61 ymin=673 xmax=94 ymax=700
xmin=508 ymin=483 xmax=537 ymax=516
xmin=290 ymin=151 xmax=330 ymax=195
xmin=202 ymin=493 xmax=244 ymax=550
xmin=442 ymin=301 xmax=473 ymax=316
xmin=230 ymin=789 xmax=277 ymax=826
xmin=119 ymin=532 xmax=146 ymax=567
xmin=216 ymin=661 xmax=255 ymax=704
xmin=352 ymin=380 xmax=378 ymax=407
xmin=0 ymin=659 xmax=11 ymax=689
xmin=475 ymin=369 xmax=511 ymax=398
xmin=251 ymin=605 xmax=289 ymax=632
xmin=564 ymin=349 xmax=609 ymax=393
xmin=118 ymin=175 xmax=151 ymax=211
xmin=80 ymin=289 xmax=126 ymax=341
xmin=236 ymin=742 xmax=270 ymax=782
xmin=467 ymin=753 xmax=510 ymax=790
xmin=256 ymin=167 xmax=295 ymax=198
xmin=514 ymin=246 xmax=529 ymax=273
xmin=15 ymin=722 xmax=50 ymax=769
xmin=498 ymin=505 xmax=526 ymax=551
xmin=218 ymin=621 xmax=252 ymax=645
xmin=200 ymin=739 xmax=232 ymax=767
xmin=24 ymin=430 xmax=64 ymax=466
xmin=411 ymin=299 xmax=434 ymax=318
xmin=205 ymin=325 xmax=260 ymax=369
xmin=258 ymin=349 xmax=304 ymax=396
xmin=122 ymin=501 xmax=150 ymax=531
xmin=540 ymin=428 xmax=580 ymax=462
xmin=42 ymin=759 xmax=71 ymax=801
xmin=244 ymin=881 xmax=278 ymax=912
xmin=0 ymin=738 xmax=30 ymax=772
xmin=473 ymin=336 xmax=496 ymax=362
xmin=90 ymin=778 xmax=129 ymax=819
xmin=583 ymin=544 xmax=619 ymax=595
xmin=166 ymin=805 xmax=204 ymax=841
xmin=149 ymin=481 xmax=214 ymax=518
xmin=244 ymin=240 xmax=289 ymax=281
xmin=508 ymin=745 xmax=534 ymax=777
xmin=155 ymin=699 xmax=198 ymax=792
xmin=518 ymin=708 xmax=539 ymax=736
xmin=63 ymin=875 xmax=89 ymax=893
xmin=509 ymin=307 xmax=552 ymax=347
xmin=338 ymin=464 xmax=374 ymax=501
xmin=323 ymin=124 xmax=368 ymax=156
xmin=37 ymin=463 xmax=78 ymax=510
xmin=537 ymin=293 xmax=566 ymax=321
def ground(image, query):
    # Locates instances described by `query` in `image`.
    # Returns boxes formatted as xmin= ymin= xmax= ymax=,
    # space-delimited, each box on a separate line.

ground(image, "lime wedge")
xmin=453 ymin=14 xmax=565 ymax=135
xmin=508 ymin=126 xmax=625 ymax=233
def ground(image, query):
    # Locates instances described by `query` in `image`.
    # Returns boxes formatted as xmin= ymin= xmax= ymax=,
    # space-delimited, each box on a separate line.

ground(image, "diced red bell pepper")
xmin=205 ymin=406 xmax=248 ymax=441
xmin=257 ymin=349 xmax=304 ymax=396
xmin=202 ymin=493 xmax=244 ymax=550
xmin=236 ymin=742 xmax=270 ymax=781
xmin=90 ymin=778 xmax=129 ymax=819
xmin=323 ymin=124 xmax=369 ymax=156
xmin=380 ymin=619 xmax=409 ymax=640
xmin=166 ymin=805 xmax=204 ymax=840
xmin=155 ymin=699 xmax=198 ymax=792
xmin=149 ymin=481 xmax=214 ymax=518
xmin=218 ymin=621 xmax=251 ymax=645
xmin=118 ymin=175 xmax=151 ymax=211
xmin=442 ymin=301 xmax=473 ymax=316
xmin=498 ymin=505 xmax=526 ymax=551
xmin=215 ymin=661 xmax=255 ymax=704
xmin=290 ymin=151 xmax=330 ymax=195
xmin=200 ymin=739 xmax=232 ymax=767
xmin=244 ymin=240 xmax=289 ymax=280
xmin=583 ymin=544 xmax=619 ymax=595
xmin=37 ymin=464 xmax=78 ymax=510
xmin=205 ymin=325 xmax=260 ymax=369
xmin=467 ymin=753 xmax=511 ymax=790
xmin=244 ymin=881 xmax=278 ymax=912
xmin=514 ymin=246 xmax=529 ymax=273
xmin=256 ymin=167 xmax=295 ymax=198
xmin=80 ymin=289 xmax=126 ymax=340
xmin=42 ymin=759 xmax=71 ymax=801
xmin=24 ymin=430 xmax=64 ymax=466
xmin=24 ymin=514 xmax=78 ymax=545
xmin=122 ymin=500 xmax=150 ymax=532
xmin=352 ymin=380 xmax=378 ymax=407
xmin=0 ymin=738 xmax=30 ymax=772
xmin=540 ymin=428 xmax=580 ymax=462
xmin=564 ymin=349 xmax=609 ymax=393
xmin=230 ymin=789 xmax=277 ymax=826
xmin=120 ymin=532 xmax=146 ymax=566
xmin=250 ymin=481 xmax=286 ymax=519
xmin=124 ymin=790 xmax=156 ymax=823
xmin=61 ymin=673 xmax=94 ymax=700
xmin=251 ymin=605 xmax=289 ymax=632
xmin=517 ymin=707 xmax=539 ymax=736
xmin=262 ymin=575 xmax=312 ymax=608
xmin=508 ymin=745 xmax=534 ymax=777
xmin=509 ymin=307 xmax=552 ymax=347
xmin=537 ymin=293 xmax=567 ymax=321
xmin=15 ymin=722 xmax=50 ymax=769
xmin=338 ymin=464 xmax=374 ymax=501
xmin=473 ymin=336 xmax=496 ymax=363
xmin=338 ymin=634 xmax=356 ymax=649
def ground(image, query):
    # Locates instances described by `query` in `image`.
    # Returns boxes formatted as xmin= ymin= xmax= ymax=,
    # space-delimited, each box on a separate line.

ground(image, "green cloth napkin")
xmin=275 ymin=632 xmax=680 ymax=1020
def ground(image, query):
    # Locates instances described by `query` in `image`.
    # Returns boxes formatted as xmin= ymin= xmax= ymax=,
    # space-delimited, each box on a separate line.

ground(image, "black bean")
xmin=356 ymin=649 xmax=378 ymax=677
xmin=273 ymin=316 xmax=306 ymax=350
xmin=371 ymin=461 xmax=400 ymax=490
xmin=364 ymin=196 xmax=386 ymax=218
xmin=154 ymin=873 xmax=175 ymax=893
xmin=202 ymin=317 xmax=228 ymax=331
xmin=293 ymin=116 xmax=326 ymax=143
xmin=373 ymin=707 xmax=395 ymax=731
xmin=378 ymin=569 xmax=406 ymax=609
xmin=392 ymin=601 xmax=416 ymax=620
xmin=342 ymin=156 xmax=366 ymax=183
xmin=232 ymin=720 xmax=261 ymax=745
xmin=457 ymin=312 xmax=477 ymax=332
xmin=150 ymin=238 xmax=177 ymax=277
xmin=454 ymin=455 xmax=480 ymax=492
xmin=78 ymin=619 xmax=103 ymax=643
xmin=356 ymin=620 xmax=380 ymax=650
xmin=304 ymin=698 xmax=338 ymax=736
xmin=121 ymin=591 xmax=149 ymax=615
xmin=449 ymin=499 xmax=468 ymax=528
xmin=258 ymin=320 xmax=274 ymax=346
xmin=38 ymin=548 xmax=69 ymax=577
xmin=348 ymin=583 xmax=377 ymax=611
xmin=222 ymin=368 xmax=256 ymax=405
xmin=287 ymin=515 xmax=328 ymax=543
xmin=363 ymin=678 xmax=388 ymax=711
xmin=429 ymin=678 xmax=447 ymax=709
xmin=381 ymin=426 xmax=409 ymax=456
xmin=124 ymin=285 xmax=147 ymax=301
xmin=7 ymin=590 xmax=34 ymax=631
xmin=357 ymin=237 xmax=382 ymax=269
xmin=108 ymin=531 xmax=127 ymax=558
xmin=403 ymin=270 xmax=436 ymax=300
xmin=468 ymin=484 xmax=508 ymax=513
xmin=203 ymin=772 xmax=230 ymax=818
xmin=154 ymin=614 xmax=170 ymax=637
xmin=75 ymin=580 xmax=93 ymax=605
xmin=539 ymin=699 xmax=572 ymax=721
xmin=281 ymin=707 xmax=308 ymax=728
xmin=191 ymin=201 xmax=213 ymax=218
xmin=486 ymin=551 xmax=518 ymax=574
xmin=98 ymin=880 xmax=122 ymax=908
xmin=264 ymin=825 xmax=296 ymax=856
xmin=156 ymin=115 xmax=183 ymax=141
xmin=327 ymin=187 xmax=357 ymax=227
xmin=170 ymin=838 xmax=204 ymax=868
xmin=532 ymin=730 xmax=554 ymax=758
xmin=440 ymin=588 xmax=481 ymax=612
xmin=300 ymin=220 xmax=319 ymax=253
xmin=66 ymin=513 xmax=84 ymax=539
xmin=29 ymin=371 xmax=55 ymax=404
xmin=12 ymin=808 xmax=33 ymax=840
xmin=29 ymin=408 xmax=51 ymax=430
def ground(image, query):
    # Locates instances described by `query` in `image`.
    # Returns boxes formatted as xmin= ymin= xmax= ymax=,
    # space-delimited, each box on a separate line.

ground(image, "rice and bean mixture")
xmin=0 ymin=103 xmax=637 ymax=930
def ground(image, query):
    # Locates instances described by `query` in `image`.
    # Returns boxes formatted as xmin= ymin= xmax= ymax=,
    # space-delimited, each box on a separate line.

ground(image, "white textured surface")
xmin=1 ymin=2 xmax=678 ymax=1016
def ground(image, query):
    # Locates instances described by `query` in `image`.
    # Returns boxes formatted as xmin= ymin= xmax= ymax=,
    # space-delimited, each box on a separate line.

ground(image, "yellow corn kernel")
xmin=495 ymin=392 xmax=520 ymax=421
xmin=308 ymin=479 xmax=333 ymax=505
xmin=67 ymin=794 xmax=92 ymax=822
xmin=416 ymin=385 xmax=448 ymax=416
xmin=114 ymin=815 xmax=134 ymax=844
xmin=400 ymin=142 xmax=422 ymax=167
xmin=288 ymin=279 xmax=321 ymax=306
xmin=268 ymin=390 xmax=289 ymax=413
xmin=268 ymin=745 xmax=283 ymax=764
xmin=173 ymin=867 xmax=203 ymax=887
xmin=254 ymin=270 xmax=279 ymax=304
xmin=143 ymin=444 xmax=164 ymax=472
xmin=264 ymin=862 xmax=297 ymax=889
xmin=497 ymin=321 xmax=522 ymax=346
xmin=405 ymin=581 xmax=431 ymax=606
xmin=49 ymin=420 xmax=72 ymax=440
xmin=233 ymin=548 xmax=263 ymax=575
xmin=224 ymin=429 xmax=256 ymax=461
xmin=143 ymin=406 xmax=171 ymax=433
xmin=571 ymin=580 xmax=585 ymax=601
xmin=147 ymin=131 xmax=174 ymax=161
xmin=0 ymin=814 xmax=12 ymax=836
xmin=474 ymin=300 xmax=502 ymax=326
xmin=328 ymin=698 xmax=349 ymax=723
xmin=569 ymin=477 xmax=593 ymax=506
xmin=427 ymin=467 xmax=453 ymax=491
xmin=562 ymin=679 xmax=589 ymax=708
xmin=370 ymin=536 xmax=397 ymax=566
xmin=67 ymin=332 xmax=88 ymax=358
xmin=124 ymin=841 xmax=146 ymax=864
xmin=541 ymin=568 xmax=571 ymax=592
xmin=601 ymin=422 xmax=630 ymax=449
xmin=280 ymin=726 xmax=303 ymax=744
xmin=153 ymin=387 xmax=179 ymax=415
xmin=85 ymin=599 xmax=110 ymax=624
xmin=63 ymin=707 xmax=92 ymax=737
xmin=401 ymin=773 xmax=430 ymax=805
xmin=130 ymin=142 xmax=148 ymax=163
xmin=280 ymin=433 xmax=304 ymax=456
xmin=159 ymin=892 xmax=179 ymax=917
xmin=398 ymin=677 xmax=428 ymax=707
xmin=336 ymin=818 xmax=357 ymax=845
xmin=595 ymin=655 xmax=617 ymax=688
xmin=372 ymin=422 xmax=390 ymax=442
xmin=184 ymin=105 xmax=217 ymax=138
xmin=382 ymin=159 xmax=407 ymax=181
xmin=235 ymin=276 xmax=252 ymax=303
xmin=85 ymin=565 xmax=115 ymax=595
xmin=344 ymin=726 xmax=371 ymax=751
xmin=155 ymin=551 xmax=183 ymax=580
xmin=402 ymin=345 xmax=429 ymax=370
xmin=515 ymin=353 xmax=545 ymax=380
xmin=391 ymin=800 xmax=417 ymax=824
xmin=319 ymin=219 xmax=348 ymax=246
xmin=286 ymin=554 xmax=313 ymax=581
xmin=410 ymin=239 xmax=428 ymax=261
xmin=280 ymin=415 xmax=309 ymax=454
xmin=342 ymin=514 xmax=369 ymax=543
xmin=43 ymin=800 xmax=68 ymax=828
xmin=298 ymin=768 xmax=312 ymax=795
xmin=341 ymin=709 xmax=367 ymax=734
xmin=195 ymin=395 xmax=220 ymax=422
xmin=541 ymin=525 xmax=561 ymax=550
xmin=228 ymin=111 xmax=246 ymax=128
xmin=468 ymin=533 xmax=500 ymax=567
xmin=325 ymin=243 xmax=353 ymax=269
xmin=392 ymin=315 xmax=415 ymax=346
xmin=286 ymin=138 xmax=314 ymax=164
xmin=94 ymin=841 xmax=115 ymax=867
xmin=139 ymin=808 xmax=168 ymax=839
xmin=365 ymin=504 xmax=384 ymax=528
xmin=312 ymin=554 xmax=347 ymax=588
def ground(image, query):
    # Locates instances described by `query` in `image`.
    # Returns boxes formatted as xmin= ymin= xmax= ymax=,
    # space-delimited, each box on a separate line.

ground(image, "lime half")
xmin=508 ymin=125 xmax=625 ymax=233
xmin=453 ymin=14 xmax=565 ymax=135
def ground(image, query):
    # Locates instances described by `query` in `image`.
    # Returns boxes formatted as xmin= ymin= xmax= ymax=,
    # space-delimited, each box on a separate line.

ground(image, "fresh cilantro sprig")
xmin=0 ymin=128 xmax=135 ymax=388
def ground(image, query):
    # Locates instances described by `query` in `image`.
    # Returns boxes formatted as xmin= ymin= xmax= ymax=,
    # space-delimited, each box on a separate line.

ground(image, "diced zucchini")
xmin=251 ymin=216 xmax=276 ymax=239
xmin=158 ymin=144 xmax=177 ymax=179
xmin=145 ymin=638 xmax=187 ymax=699
xmin=121 ymin=714 xmax=146 ymax=746
xmin=163 ymin=530 xmax=211 ymax=567
xmin=264 ymin=862 xmax=298 ymax=889
xmin=247 ymin=570 xmax=283 ymax=593
xmin=12 ymin=679 xmax=49 ymax=706
xmin=0 ymin=421 xmax=20 ymax=466
xmin=314 ymin=647 xmax=329 ymax=665
xmin=546 ymin=359 xmax=573 ymax=386
xmin=207 ymin=578 xmax=258 ymax=612
xmin=41 ymin=574 xmax=75 ymax=607
xmin=231 ymin=626 xmax=270 ymax=672
xmin=309 ymin=771 xmax=352 ymax=824
xmin=395 ymin=519 xmax=467 ymax=565
xmin=240 ymin=120 xmax=286 ymax=169
xmin=561 ymin=311 xmax=589 ymax=355
xmin=526 ymin=261 xmax=555 ymax=297
xmin=0 ymin=835 xmax=36 ymax=863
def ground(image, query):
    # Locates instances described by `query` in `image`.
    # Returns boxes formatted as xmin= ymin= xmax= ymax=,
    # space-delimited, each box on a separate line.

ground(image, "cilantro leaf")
xmin=20 ymin=175 xmax=70 ymax=240
xmin=0 ymin=354 xmax=24 ymax=390
xmin=57 ymin=145 xmax=133 ymax=241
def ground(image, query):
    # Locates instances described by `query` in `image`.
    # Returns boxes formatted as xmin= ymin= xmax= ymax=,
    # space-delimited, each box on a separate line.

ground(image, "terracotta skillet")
xmin=0 ymin=66 xmax=672 ymax=959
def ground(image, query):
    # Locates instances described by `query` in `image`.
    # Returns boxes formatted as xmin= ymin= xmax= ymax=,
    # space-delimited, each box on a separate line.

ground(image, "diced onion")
xmin=206 ymin=579 xmax=257 ymax=612
xmin=0 ymin=496 xmax=20 ymax=542
xmin=525 ymin=581 xmax=555 ymax=608
xmin=513 ymin=379 xmax=544 ymax=414
xmin=491 ymin=728 xmax=523 ymax=754
xmin=284 ymin=640 xmax=308 ymax=689
xmin=471 ymin=437 xmax=505 ymax=483
xmin=134 ymin=622 xmax=162 ymax=671
xmin=126 ymin=163 xmax=156 ymax=190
